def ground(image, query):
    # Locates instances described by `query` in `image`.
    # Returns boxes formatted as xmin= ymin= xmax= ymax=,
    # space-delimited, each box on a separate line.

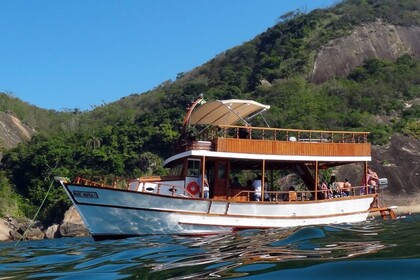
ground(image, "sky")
xmin=0 ymin=0 xmax=338 ymax=111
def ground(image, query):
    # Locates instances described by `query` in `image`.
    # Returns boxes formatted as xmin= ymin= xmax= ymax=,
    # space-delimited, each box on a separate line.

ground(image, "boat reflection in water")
xmin=149 ymin=224 xmax=386 ymax=278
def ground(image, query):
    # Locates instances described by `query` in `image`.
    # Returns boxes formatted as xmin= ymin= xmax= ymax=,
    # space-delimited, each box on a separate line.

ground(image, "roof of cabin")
xmin=189 ymin=99 xmax=270 ymax=126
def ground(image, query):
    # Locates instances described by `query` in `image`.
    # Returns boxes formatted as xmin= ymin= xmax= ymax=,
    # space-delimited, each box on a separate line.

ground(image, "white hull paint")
xmin=64 ymin=183 xmax=374 ymax=240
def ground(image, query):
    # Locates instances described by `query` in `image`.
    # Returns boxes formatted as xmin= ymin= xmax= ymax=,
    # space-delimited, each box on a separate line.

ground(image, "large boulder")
xmin=0 ymin=219 xmax=11 ymax=241
xmin=2 ymin=217 xmax=45 ymax=241
xmin=311 ymin=20 xmax=420 ymax=83
xmin=44 ymin=224 xmax=60 ymax=239
xmin=59 ymin=206 xmax=89 ymax=237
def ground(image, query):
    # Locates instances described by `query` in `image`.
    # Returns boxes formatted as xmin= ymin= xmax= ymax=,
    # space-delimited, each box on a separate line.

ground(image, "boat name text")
xmin=73 ymin=190 xmax=99 ymax=199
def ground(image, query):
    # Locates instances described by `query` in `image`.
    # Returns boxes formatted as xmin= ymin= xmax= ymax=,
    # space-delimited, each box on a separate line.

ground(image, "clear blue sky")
xmin=0 ymin=0 xmax=338 ymax=111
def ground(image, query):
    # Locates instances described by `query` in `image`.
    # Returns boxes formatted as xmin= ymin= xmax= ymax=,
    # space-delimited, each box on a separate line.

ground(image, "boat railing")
xmin=73 ymin=176 xmax=196 ymax=197
xmin=230 ymin=185 xmax=374 ymax=202
xmin=197 ymin=125 xmax=369 ymax=144
xmin=73 ymin=176 xmax=130 ymax=189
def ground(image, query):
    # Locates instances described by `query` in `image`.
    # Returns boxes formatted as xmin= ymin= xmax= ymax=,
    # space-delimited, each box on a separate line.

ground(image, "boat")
xmin=56 ymin=96 xmax=385 ymax=241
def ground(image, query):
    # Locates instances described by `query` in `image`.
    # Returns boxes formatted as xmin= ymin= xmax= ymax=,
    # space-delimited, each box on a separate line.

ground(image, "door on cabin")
xmin=212 ymin=159 xmax=229 ymax=199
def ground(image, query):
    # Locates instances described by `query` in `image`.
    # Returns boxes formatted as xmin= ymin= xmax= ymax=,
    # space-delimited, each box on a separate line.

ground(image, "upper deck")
xmin=182 ymin=125 xmax=371 ymax=158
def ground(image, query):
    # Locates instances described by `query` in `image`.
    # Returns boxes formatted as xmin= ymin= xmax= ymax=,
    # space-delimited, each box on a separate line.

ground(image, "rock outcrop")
xmin=0 ymin=206 xmax=89 ymax=242
xmin=312 ymin=20 xmax=420 ymax=83
xmin=336 ymin=134 xmax=420 ymax=197
xmin=0 ymin=111 xmax=35 ymax=150
xmin=59 ymin=206 xmax=89 ymax=237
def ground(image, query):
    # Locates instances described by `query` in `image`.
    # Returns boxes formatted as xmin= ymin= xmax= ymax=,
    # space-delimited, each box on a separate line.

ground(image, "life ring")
xmin=186 ymin=181 xmax=200 ymax=195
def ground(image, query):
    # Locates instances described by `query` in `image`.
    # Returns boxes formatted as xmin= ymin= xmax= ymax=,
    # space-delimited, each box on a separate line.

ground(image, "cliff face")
xmin=311 ymin=20 xmax=420 ymax=83
xmin=0 ymin=112 xmax=35 ymax=151
xmin=371 ymin=134 xmax=420 ymax=195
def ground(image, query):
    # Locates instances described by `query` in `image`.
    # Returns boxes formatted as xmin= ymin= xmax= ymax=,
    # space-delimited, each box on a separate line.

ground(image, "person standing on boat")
xmin=342 ymin=179 xmax=351 ymax=196
xmin=252 ymin=175 xmax=263 ymax=201
xmin=328 ymin=176 xmax=339 ymax=198
xmin=199 ymin=174 xmax=210 ymax=198
xmin=367 ymin=168 xmax=379 ymax=194
xmin=320 ymin=178 xmax=329 ymax=199
xmin=264 ymin=177 xmax=270 ymax=201
xmin=367 ymin=168 xmax=380 ymax=208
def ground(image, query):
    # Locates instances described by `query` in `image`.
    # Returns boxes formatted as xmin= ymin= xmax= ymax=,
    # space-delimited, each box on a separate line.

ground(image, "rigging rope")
xmin=15 ymin=179 xmax=54 ymax=246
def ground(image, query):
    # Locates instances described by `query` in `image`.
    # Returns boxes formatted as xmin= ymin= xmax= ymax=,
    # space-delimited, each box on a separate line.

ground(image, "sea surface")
xmin=1 ymin=214 xmax=419 ymax=279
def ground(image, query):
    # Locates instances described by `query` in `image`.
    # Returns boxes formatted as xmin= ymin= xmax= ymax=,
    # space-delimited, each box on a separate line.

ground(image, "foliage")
xmin=0 ymin=172 xmax=26 ymax=218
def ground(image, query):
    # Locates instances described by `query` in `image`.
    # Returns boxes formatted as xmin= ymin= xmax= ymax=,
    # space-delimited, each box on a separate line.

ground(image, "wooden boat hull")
xmin=62 ymin=183 xmax=375 ymax=240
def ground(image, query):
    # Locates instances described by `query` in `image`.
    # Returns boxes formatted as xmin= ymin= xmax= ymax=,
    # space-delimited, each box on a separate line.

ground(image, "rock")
xmin=9 ymin=230 xmax=22 ymax=241
xmin=45 ymin=224 xmax=60 ymax=239
xmin=63 ymin=206 xmax=85 ymax=224
xmin=24 ymin=227 xmax=45 ymax=240
xmin=9 ymin=224 xmax=44 ymax=241
xmin=311 ymin=20 xmax=420 ymax=83
xmin=59 ymin=222 xmax=89 ymax=237
xmin=59 ymin=206 xmax=89 ymax=237
xmin=336 ymin=134 xmax=420 ymax=197
xmin=0 ymin=220 xmax=12 ymax=241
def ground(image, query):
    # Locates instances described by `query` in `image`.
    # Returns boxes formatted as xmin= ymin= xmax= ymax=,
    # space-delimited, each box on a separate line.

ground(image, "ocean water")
xmin=1 ymin=214 xmax=419 ymax=279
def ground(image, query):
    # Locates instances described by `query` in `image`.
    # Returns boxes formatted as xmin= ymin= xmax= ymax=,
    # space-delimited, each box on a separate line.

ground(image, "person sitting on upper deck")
xmin=239 ymin=127 xmax=249 ymax=139
xmin=252 ymin=175 xmax=263 ymax=201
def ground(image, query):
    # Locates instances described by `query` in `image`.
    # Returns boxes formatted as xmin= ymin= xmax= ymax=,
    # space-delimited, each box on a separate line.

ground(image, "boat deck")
xmin=183 ymin=125 xmax=371 ymax=158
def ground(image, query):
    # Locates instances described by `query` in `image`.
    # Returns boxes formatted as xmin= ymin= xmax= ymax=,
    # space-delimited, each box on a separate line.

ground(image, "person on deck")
xmin=367 ymin=168 xmax=380 ymax=207
xmin=264 ymin=177 xmax=270 ymax=201
xmin=367 ymin=168 xmax=379 ymax=194
xmin=320 ymin=178 xmax=329 ymax=199
xmin=230 ymin=176 xmax=243 ymax=188
xmin=342 ymin=179 xmax=351 ymax=196
xmin=252 ymin=175 xmax=263 ymax=201
xmin=199 ymin=174 xmax=210 ymax=198
xmin=328 ymin=176 xmax=339 ymax=198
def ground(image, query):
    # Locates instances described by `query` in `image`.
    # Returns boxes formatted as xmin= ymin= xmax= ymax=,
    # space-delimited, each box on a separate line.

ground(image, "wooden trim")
xmin=216 ymin=138 xmax=371 ymax=157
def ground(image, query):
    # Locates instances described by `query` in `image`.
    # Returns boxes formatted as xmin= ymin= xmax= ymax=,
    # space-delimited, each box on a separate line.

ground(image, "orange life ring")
xmin=186 ymin=181 xmax=200 ymax=195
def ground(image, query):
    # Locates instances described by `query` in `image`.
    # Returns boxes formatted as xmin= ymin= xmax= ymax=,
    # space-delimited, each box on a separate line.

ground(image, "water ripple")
xmin=0 ymin=214 xmax=419 ymax=279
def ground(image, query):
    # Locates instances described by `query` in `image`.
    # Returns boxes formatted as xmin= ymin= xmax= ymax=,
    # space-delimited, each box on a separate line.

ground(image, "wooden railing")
xmin=214 ymin=125 xmax=369 ymax=143
xmin=229 ymin=185 xmax=374 ymax=202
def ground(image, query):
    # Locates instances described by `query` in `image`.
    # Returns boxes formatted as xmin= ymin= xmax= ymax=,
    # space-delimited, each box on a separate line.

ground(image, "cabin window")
xmin=217 ymin=161 xmax=227 ymax=179
xmin=187 ymin=159 xmax=201 ymax=177
xmin=168 ymin=163 xmax=183 ymax=176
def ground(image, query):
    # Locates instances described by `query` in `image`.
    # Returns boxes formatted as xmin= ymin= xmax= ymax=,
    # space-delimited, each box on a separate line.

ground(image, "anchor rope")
xmin=15 ymin=162 xmax=59 ymax=246
xmin=15 ymin=179 xmax=55 ymax=246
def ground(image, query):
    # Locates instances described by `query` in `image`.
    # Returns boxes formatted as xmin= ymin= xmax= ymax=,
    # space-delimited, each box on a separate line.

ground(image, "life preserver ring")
xmin=186 ymin=181 xmax=200 ymax=195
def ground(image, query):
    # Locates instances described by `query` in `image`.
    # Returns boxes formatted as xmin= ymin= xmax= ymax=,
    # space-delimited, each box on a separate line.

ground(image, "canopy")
xmin=189 ymin=99 xmax=270 ymax=126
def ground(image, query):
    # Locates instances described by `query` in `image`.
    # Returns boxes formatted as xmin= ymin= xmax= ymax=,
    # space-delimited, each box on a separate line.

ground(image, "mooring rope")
xmin=15 ymin=179 xmax=55 ymax=246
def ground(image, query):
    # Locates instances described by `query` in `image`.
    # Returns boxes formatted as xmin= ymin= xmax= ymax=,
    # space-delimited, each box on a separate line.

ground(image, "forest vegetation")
xmin=0 ymin=0 xmax=419 ymax=226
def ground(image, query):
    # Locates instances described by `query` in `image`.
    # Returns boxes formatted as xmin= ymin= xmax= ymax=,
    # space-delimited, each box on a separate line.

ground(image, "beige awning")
xmin=189 ymin=99 xmax=270 ymax=126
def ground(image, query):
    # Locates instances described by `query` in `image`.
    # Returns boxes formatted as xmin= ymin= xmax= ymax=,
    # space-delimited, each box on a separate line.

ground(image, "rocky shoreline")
xmin=0 ymin=206 xmax=89 ymax=242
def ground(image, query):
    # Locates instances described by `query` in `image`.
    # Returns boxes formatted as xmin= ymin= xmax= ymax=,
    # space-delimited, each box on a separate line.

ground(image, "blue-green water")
xmin=1 ymin=214 xmax=419 ymax=279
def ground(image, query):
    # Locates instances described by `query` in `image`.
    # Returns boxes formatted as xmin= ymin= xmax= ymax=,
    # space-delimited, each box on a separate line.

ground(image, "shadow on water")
xmin=0 ymin=214 xmax=420 ymax=279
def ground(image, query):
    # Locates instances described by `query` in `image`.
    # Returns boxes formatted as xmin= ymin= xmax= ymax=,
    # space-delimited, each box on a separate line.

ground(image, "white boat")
xmin=57 ymin=96 xmax=380 ymax=241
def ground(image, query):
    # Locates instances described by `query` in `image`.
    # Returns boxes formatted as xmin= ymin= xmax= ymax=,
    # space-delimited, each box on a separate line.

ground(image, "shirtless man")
xmin=367 ymin=168 xmax=380 ymax=207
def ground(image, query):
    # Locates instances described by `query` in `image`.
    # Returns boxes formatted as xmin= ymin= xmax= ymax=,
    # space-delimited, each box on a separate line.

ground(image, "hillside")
xmin=0 ymin=0 xmax=419 ymax=224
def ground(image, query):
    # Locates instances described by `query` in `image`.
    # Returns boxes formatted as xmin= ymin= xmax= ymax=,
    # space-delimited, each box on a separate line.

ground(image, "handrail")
xmin=197 ymin=125 xmax=370 ymax=144
xmin=230 ymin=186 xmax=373 ymax=202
